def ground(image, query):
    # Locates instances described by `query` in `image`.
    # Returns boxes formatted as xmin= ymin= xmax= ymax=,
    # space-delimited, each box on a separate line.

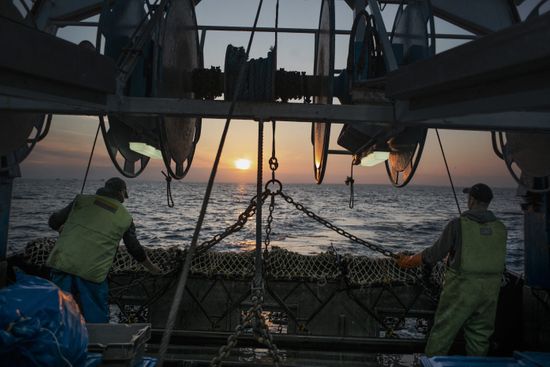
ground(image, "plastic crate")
xmin=86 ymin=323 xmax=151 ymax=366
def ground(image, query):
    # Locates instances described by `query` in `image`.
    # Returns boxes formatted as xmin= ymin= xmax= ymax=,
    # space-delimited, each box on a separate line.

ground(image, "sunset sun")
xmin=234 ymin=159 xmax=251 ymax=170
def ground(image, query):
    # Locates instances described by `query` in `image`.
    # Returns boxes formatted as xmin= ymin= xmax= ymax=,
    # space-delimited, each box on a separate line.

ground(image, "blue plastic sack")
xmin=0 ymin=272 xmax=89 ymax=366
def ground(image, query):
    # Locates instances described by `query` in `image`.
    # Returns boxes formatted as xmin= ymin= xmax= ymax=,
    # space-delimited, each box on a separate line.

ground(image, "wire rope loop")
xmin=162 ymin=170 xmax=175 ymax=207
xmin=269 ymin=157 xmax=279 ymax=171
xmin=265 ymin=179 xmax=283 ymax=195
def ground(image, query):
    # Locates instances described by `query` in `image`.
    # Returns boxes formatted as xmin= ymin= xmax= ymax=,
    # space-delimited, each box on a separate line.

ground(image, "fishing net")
xmin=267 ymin=247 xmax=342 ymax=282
xmin=20 ymin=238 xmax=445 ymax=287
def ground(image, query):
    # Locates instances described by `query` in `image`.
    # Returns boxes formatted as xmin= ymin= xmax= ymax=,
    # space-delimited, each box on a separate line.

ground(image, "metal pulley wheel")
xmin=100 ymin=0 xmax=153 ymax=178
xmin=311 ymin=0 xmax=335 ymax=184
xmin=0 ymin=4 xmax=51 ymax=169
xmin=385 ymin=128 xmax=427 ymax=187
xmin=99 ymin=0 xmax=203 ymax=179
xmin=0 ymin=113 xmax=52 ymax=169
xmin=390 ymin=0 xmax=435 ymax=64
xmin=493 ymin=131 xmax=550 ymax=192
xmin=385 ymin=0 xmax=433 ymax=187
xmin=100 ymin=116 xmax=150 ymax=178
xmin=157 ymin=0 xmax=203 ymax=179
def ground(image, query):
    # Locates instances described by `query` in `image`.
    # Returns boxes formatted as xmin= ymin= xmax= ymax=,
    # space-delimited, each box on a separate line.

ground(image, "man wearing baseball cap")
xmin=395 ymin=183 xmax=507 ymax=356
xmin=47 ymin=177 xmax=161 ymax=323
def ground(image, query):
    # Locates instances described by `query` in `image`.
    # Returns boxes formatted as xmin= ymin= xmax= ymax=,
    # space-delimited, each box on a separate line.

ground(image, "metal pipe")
xmin=50 ymin=20 xmax=476 ymax=40
xmin=148 ymin=329 xmax=427 ymax=353
xmin=328 ymin=150 xmax=353 ymax=155
xmin=52 ymin=21 xmax=100 ymax=27
xmin=393 ymin=32 xmax=477 ymax=40
xmin=196 ymin=25 xmax=351 ymax=35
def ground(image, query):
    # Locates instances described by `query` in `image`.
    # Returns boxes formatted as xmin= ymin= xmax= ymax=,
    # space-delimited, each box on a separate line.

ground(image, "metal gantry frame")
xmin=1 ymin=5 xmax=549 ymax=131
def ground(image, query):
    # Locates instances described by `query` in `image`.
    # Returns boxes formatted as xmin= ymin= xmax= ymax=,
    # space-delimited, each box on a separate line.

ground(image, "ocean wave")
xmin=8 ymin=180 xmax=524 ymax=269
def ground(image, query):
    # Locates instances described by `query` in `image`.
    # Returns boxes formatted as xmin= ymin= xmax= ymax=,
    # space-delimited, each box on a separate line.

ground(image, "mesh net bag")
xmin=19 ymin=238 xmax=445 ymax=287
xmin=21 ymin=238 xmax=183 ymax=274
xmin=191 ymin=251 xmax=255 ymax=278
xmin=266 ymin=247 xmax=342 ymax=281
xmin=345 ymin=255 xmax=423 ymax=286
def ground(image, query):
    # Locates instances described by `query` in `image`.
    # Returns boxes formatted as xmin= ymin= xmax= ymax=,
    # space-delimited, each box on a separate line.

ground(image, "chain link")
xmin=278 ymin=191 xmax=396 ymax=258
xmin=197 ymin=191 xmax=269 ymax=254
xmin=265 ymin=194 xmax=275 ymax=251
xmin=210 ymin=287 xmax=282 ymax=367
xmin=197 ymin=187 xmax=397 ymax=259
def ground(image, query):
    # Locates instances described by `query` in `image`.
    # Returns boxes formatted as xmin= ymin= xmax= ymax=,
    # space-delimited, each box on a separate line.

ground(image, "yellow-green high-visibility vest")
xmin=47 ymin=194 xmax=132 ymax=283
xmin=460 ymin=216 xmax=507 ymax=275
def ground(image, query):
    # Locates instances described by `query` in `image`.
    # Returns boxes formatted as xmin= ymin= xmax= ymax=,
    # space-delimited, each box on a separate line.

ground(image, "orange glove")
xmin=395 ymin=252 xmax=423 ymax=269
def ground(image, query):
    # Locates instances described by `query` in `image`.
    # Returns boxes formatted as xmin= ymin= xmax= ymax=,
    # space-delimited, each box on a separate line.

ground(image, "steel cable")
xmin=80 ymin=123 xmax=100 ymax=194
xmin=435 ymin=129 xmax=461 ymax=215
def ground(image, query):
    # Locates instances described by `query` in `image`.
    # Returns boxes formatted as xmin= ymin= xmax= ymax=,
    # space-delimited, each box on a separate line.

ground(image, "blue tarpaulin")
xmin=0 ymin=272 xmax=88 ymax=366
xmin=420 ymin=351 xmax=550 ymax=367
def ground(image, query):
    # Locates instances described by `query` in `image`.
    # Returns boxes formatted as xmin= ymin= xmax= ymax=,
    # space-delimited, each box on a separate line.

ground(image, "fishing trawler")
xmin=1 ymin=0 xmax=550 ymax=366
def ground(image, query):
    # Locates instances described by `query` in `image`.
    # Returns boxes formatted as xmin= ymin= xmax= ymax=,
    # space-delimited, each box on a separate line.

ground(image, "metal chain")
xmin=210 ymin=288 xmax=282 ymax=367
xmin=265 ymin=195 xmax=275 ymax=253
xmin=269 ymin=121 xmax=278 ymax=181
xmin=278 ymin=190 xmax=396 ymax=258
xmin=196 ymin=185 xmax=441 ymax=305
xmin=265 ymin=120 xmax=278 ymax=254
xmin=196 ymin=192 xmax=269 ymax=254
xmin=277 ymin=189 xmax=439 ymax=301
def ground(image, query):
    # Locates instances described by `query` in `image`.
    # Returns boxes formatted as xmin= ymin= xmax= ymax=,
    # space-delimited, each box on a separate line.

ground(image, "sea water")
xmin=7 ymin=179 xmax=524 ymax=273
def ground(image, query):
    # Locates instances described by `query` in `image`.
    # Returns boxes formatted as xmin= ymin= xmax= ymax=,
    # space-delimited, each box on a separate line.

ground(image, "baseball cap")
xmin=463 ymin=183 xmax=493 ymax=203
xmin=105 ymin=177 xmax=128 ymax=198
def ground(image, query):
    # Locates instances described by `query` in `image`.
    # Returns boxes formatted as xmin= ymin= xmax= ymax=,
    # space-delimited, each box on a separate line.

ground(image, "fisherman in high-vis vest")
xmin=47 ymin=177 xmax=161 ymax=323
xmin=395 ymin=183 xmax=507 ymax=356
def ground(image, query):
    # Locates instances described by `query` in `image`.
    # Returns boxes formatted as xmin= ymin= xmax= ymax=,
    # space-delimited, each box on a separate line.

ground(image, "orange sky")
xmin=20 ymin=114 xmax=516 ymax=188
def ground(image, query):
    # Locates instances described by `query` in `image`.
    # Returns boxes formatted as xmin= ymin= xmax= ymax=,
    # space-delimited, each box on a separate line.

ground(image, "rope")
xmin=162 ymin=171 xmax=175 ymax=208
xmin=41 ymin=328 xmax=73 ymax=367
xmin=80 ymin=122 xmax=100 ymax=194
xmin=345 ymin=161 xmax=355 ymax=209
xmin=157 ymin=1 xmax=265 ymax=365
xmin=78 ymin=0 xmax=106 ymax=195
xmin=435 ymin=129 xmax=461 ymax=215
